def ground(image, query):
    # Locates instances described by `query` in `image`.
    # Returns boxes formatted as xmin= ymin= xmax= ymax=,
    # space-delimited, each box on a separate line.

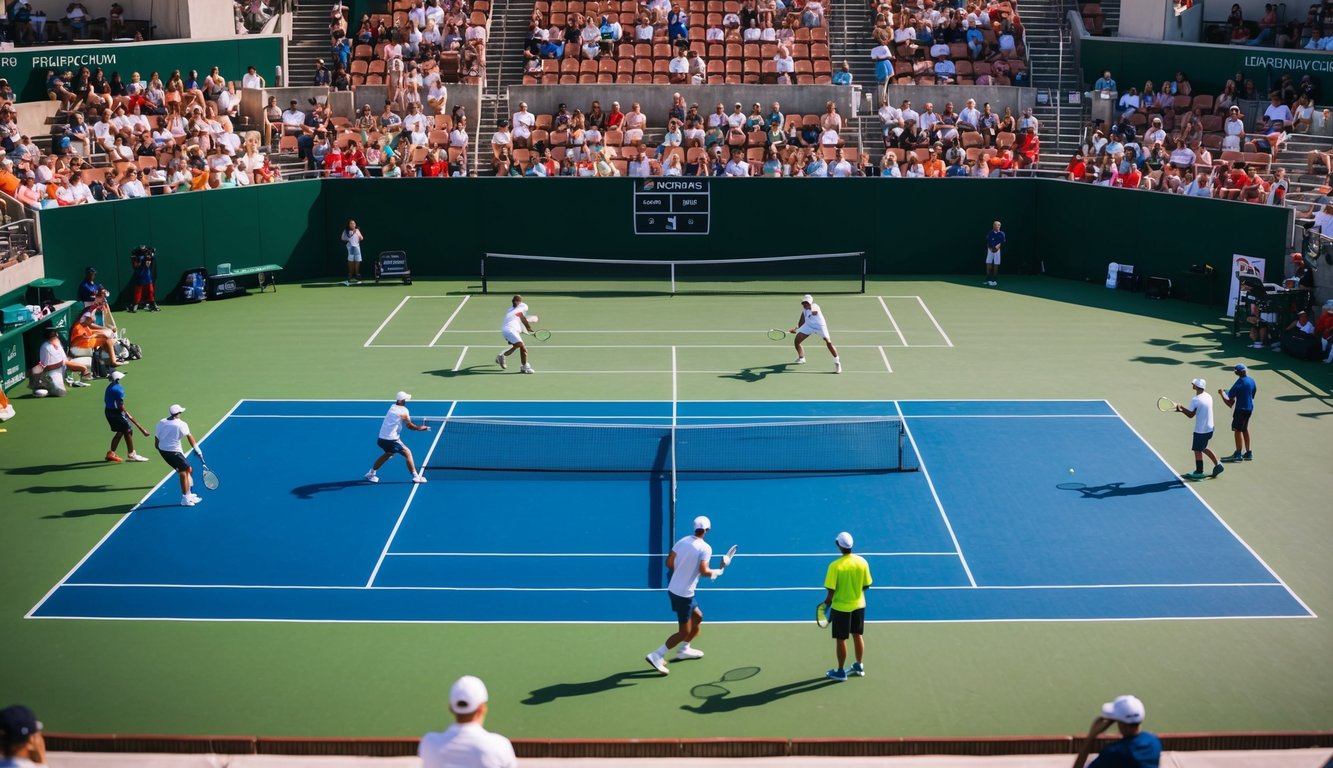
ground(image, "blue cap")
xmin=1233 ymin=364 xmax=1246 ymax=372
xmin=0 ymin=705 xmax=40 ymax=748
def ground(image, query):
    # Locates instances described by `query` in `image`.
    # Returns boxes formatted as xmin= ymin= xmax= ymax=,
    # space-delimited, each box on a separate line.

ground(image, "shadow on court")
xmin=522 ymin=670 xmax=662 ymax=705
xmin=680 ymin=676 xmax=838 ymax=714
xmin=425 ymin=366 xmax=505 ymax=378
xmin=43 ymin=503 xmax=133 ymax=519
xmin=719 ymin=364 xmax=790 ymax=383
xmin=7 ymin=461 xmax=118 ymax=476
xmin=1129 ymin=356 xmax=1184 ymax=366
xmin=18 ymin=484 xmax=154 ymax=495
xmin=1057 ymin=480 xmax=1185 ymax=499
xmin=290 ymin=480 xmax=370 ymax=499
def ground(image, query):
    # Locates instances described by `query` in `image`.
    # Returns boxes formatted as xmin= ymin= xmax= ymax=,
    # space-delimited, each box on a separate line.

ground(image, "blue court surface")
xmin=29 ymin=399 xmax=1311 ymax=623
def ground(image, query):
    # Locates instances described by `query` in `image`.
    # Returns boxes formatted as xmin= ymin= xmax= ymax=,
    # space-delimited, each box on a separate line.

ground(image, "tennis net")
xmin=424 ymin=417 xmax=915 ymax=474
xmin=480 ymin=252 xmax=867 ymax=295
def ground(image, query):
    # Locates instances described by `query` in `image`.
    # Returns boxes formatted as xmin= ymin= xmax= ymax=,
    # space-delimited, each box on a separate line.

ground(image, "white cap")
xmin=109 ymin=371 xmax=125 ymax=381
xmin=169 ymin=404 xmax=185 ymax=415
xmin=448 ymin=675 xmax=489 ymax=715
xmin=693 ymin=515 xmax=711 ymax=531
xmin=395 ymin=391 xmax=411 ymax=403
xmin=1191 ymin=378 xmax=1206 ymax=389
xmin=1101 ymin=694 xmax=1145 ymax=724
xmin=801 ymin=294 xmax=814 ymax=304
xmin=835 ymin=531 xmax=854 ymax=549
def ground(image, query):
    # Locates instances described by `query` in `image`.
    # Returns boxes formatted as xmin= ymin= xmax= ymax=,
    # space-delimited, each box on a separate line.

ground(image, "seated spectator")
xmin=668 ymin=5 xmax=689 ymax=43
xmin=1065 ymin=151 xmax=1087 ymax=181
xmin=1254 ymin=119 xmax=1286 ymax=156
xmin=934 ymin=58 xmax=956 ymax=83
xmin=1247 ymin=2 xmax=1278 ymax=45
xmin=71 ymin=311 xmax=123 ymax=366
xmin=1014 ymin=127 xmax=1039 ymax=168
xmin=1118 ymin=87 xmax=1140 ymax=118
xmin=669 ymin=50 xmax=690 ymax=83
xmin=622 ymin=103 xmax=647 ymax=144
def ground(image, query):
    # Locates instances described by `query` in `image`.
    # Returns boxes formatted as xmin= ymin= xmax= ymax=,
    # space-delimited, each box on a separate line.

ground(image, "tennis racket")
xmin=815 ymin=602 xmax=830 ymax=628
xmin=722 ymin=544 xmax=738 ymax=568
xmin=200 ymin=461 xmax=220 ymax=491
xmin=1156 ymin=396 xmax=1179 ymax=412
xmin=767 ymin=329 xmax=787 ymax=341
xmin=532 ymin=329 xmax=552 ymax=342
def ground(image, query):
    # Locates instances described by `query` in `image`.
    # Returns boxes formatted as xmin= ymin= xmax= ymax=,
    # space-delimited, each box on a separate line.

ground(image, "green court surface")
xmin=0 ymin=276 xmax=1329 ymax=741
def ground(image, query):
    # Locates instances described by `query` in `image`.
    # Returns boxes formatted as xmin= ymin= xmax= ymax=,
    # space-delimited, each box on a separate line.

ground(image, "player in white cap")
xmin=788 ymin=294 xmax=841 ymax=373
xmin=645 ymin=514 xmax=724 ymax=675
xmin=419 ymin=675 xmax=517 ymax=768
xmin=1171 ymin=377 xmax=1222 ymax=481
xmin=155 ymin=404 xmax=201 ymax=506
xmin=365 ymin=391 xmax=431 ymax=484
xmin=822 ymin=531 xmax=872 ymax=681
xmin=496 ymin=294 xmax=537 ymax=374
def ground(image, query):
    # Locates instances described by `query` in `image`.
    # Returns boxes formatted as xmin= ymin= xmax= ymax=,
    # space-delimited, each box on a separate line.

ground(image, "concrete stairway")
xmin=1025 ymin=0 xmax=1083 ymax=169
xmin=476 ymin=0 xmax=536 ymax=172
xmin=288 ymin=1 xmax=336 ymax=88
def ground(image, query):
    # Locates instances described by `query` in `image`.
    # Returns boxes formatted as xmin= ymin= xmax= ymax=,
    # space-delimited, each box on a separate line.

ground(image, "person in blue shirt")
xmin=77 ymin=266 xmax=103 ymax=305
xmin=103 ymin=371 xmax=150 ymax=463
xmin=1072 ymin=694 xmax=1161 ymax=768
xmin=1218 ymin=363 xmax=1257 ymax=461
xmin=983 ymin=220 xmax=1005 ymax=286
xmin=1094 ymin=70 xmax=1117 ymax=92
xmin=831 ymin=61 xmax=852 ymax=85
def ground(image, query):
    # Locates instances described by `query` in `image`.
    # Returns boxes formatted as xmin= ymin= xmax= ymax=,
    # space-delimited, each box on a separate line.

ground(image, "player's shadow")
xmin=680 ymin=677 xmax=838 ymax=714
xmin=521 ymin=670 xmax=662 ymax=705
xmin=426 ymin=366 xmax=504 ymax=378
xmin=290 ymin=480 xmax=368 ymax=499
xmin=720 ymin=364 xmax=789 ymax=382
xmin=43 ymin=503 xmax=133 ymax=519
xmin=1058 ymin=480 xmax=1184 ymax=498
xmin=18 ymin=484 xmax=154 ymax=495
xmin=7 ymin=461 xmax=116 ymax=476
xmin=1128 ymin=356 xmax=1183 ymax=366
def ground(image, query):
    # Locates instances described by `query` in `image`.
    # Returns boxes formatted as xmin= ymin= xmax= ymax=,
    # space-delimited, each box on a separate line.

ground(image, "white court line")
xmin=903 ymin=414 xmax=1120 ymax=419
xmin=895 ymin=400 xmax=977 ymax=588
xmin=372 ymin=343 xmax=951 ymax=349
xmin=452 ymin=346 xmax=469 ymax=371
xmin=915 ymin=295 xmax=955 ymax=347
xmin=27 ymin=614 xmax=1312 ymax=625
xmin=365 ymin=400 xmax=456 ymax=588
xmin=876 ymin=296 xmax=908 ymax=346
xmin=364 ymin=295 xmax=412 ymax=348
xmin=436 ymin=329 xmax=896 ymax=334
xmin=224 ymin=412 xmax=1119 ymax=420
xmin=53 ymin=580 xmax=1289 ymax=591
xmin=427 ymin=295 xmax=470 ymax=347
xmin=1103 ymin=401 xmax=1316 ymax=618
xmin=385 ymin=551 xmax=961 ymax=557
xmin=25 ymin=399 xmax=246 ymax=620
xmin=878 ymin=346 xmax=893 ymax=372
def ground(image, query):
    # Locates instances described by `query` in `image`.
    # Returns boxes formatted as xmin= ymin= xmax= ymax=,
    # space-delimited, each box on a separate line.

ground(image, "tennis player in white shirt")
xmin=496 ymin=294 xmax=536 ymax=373
xmin=645 ymin=515 xmax=723 ymax=675
xmin=365 ymin=391 xmax=431 ymax=484
xmin=789 ymin=294 xmax=841 ymax=373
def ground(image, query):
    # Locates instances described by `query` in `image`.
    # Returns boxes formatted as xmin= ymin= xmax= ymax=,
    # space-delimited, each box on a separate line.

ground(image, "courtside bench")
xmin=206 ymin=264 xmax=283 ymax=300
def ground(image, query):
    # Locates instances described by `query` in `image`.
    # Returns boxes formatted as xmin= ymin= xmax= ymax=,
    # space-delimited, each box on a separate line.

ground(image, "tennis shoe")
xmin=1183 ymin=471 xmax=1206 ymax=480
xmin=834 ymin=361 xmax=842 ymax=374
xmin=826 ymin=668 xmax=848 ymax=682
xmin=1250 ymin=342 xmax=1263 ymax=348
xmin=848 ymin=662 xmax=865 ymax=677
xmin=675 ymin=647 xmax=705 ymax=660
xmin=646 ymin=652 xmax=669 ymax=675
xmin=794 ymin=357 xmax=806 ymax=364
xmin=187 ymin=493 xmax=202 ymax=502
xmin=1242 ymin=451 xmax=1253 ymax=460
xmin=1222 ymin=451 xmax=1243 ymax=462
xmin=364 ymin=471 xmax=379 ymax=483
xmin=495 ymin=354 xmax=506 ymax=369
xmin=105 ymin=451 xmax=122 ymax=462
xmin=180 ymin=495 xmax=196 ymax=507
xmin=127 ymin=452 xmax=149 ymax=462
xmin=71 ymin=379 xmax=90 ymax=388
xmin=412 ymin=474 xmax=428 ymax=484
xmin=1211 ymin=463 xmax=1225 ymax=478
xmin=520 ymin=364 xmax=535 ymax=374
xmin=125 ymin=305 xmax=136 ymax=314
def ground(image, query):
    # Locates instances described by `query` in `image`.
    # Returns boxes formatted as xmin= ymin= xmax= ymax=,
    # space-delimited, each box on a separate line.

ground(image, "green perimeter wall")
xmin=36 ymin=178 xmax=1288 ymax=306
xmin=0 ymin=35 xmax=283 ymax=103
xmin=1079 ymin=36 xmax=1333 ymax=100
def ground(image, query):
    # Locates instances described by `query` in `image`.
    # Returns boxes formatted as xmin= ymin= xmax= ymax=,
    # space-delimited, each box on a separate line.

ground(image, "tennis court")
xmin=30 ymin=397 xmax=1308 ymax=623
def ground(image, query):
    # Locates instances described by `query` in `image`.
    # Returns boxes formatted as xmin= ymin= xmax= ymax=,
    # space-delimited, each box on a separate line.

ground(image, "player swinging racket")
xmin=155 ymin=404 xmax=202 ymax=507
xmin=365 ymin=391 xmax=431 ymax=484
xmin=645 ymin=515 xmax=724 ymax=675
xmin=789 ymin=294 xmax=841 ymax=373
xmin=496 ymin=294 xmax=536 ymax=374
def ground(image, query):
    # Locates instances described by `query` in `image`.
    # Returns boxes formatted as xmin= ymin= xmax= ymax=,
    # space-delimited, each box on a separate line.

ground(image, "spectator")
xmin=419 ymin=676 xmax=517 ymax=768
xmin=1094 ymin=70 xmax=1117 ymax=92
xmin=1072 ymin=695 xmax=1161 ymax=768
xmin=0 ymin=704 xmax=46 ymax=766
xmin=1316 ymin=299 xmax=1333 ymax=363
xmin=832 ymin=61 xmax=852 ymax=85
xmin=35 ymin=326 xmax=93 ymax=395
xmin=1246 ymin=2 xmax=1277 ymax=45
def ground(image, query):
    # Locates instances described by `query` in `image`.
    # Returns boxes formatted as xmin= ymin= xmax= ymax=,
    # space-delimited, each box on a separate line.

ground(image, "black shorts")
xmin=159 ymin=450 xmax=190 ymax=472
xmin=830 ymin=607 xmax=865 ymax=640
xmin=1231 ymin=409 xmax=1252 ymax=432
xmin=377 ymin=437 xmax=406 ymax=454
xmin=105 ymin=408 xmax=131 ymax=433
xmin=668 ymin=591 xmax=700 ymax=624
xmin=1191 ymin=431 xmax=1213 ymax=452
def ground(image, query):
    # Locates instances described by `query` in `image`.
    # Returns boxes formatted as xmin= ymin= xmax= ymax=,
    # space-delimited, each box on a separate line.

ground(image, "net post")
xmin=670 ymin=263 xmax=676 ymax=295
xmin=861 ymin=256 xmax=867 ymax=294
xmin=480 ymin=255 xmax=487 ymax=294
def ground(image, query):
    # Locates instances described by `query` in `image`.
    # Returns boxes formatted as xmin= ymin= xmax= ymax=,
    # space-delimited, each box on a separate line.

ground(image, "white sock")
xmin=678 ymin=642 xmax=691 ymax=652
xmin=367 ymin=469 xmax=376 ymax=475
xmin=834 ymin=357 xmax=840 ymax=363
xmin=655 ymin=644 xmax=669 ymax=657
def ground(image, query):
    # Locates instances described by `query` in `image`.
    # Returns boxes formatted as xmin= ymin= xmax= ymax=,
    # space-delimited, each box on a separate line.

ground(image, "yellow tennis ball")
xmin=1068 ymin=467 xmax=1076 ymax=475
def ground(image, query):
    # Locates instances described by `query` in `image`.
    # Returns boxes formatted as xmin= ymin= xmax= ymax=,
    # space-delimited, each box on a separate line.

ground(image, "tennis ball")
xmin=1068 ymin=467 xmax=1076 ymax=475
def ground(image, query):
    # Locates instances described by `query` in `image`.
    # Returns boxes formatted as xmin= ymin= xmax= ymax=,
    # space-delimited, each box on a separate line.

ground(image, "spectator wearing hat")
xmin=1218 ymin=364 xmax=1257 ymax=463
xmin=1072 ymin=694 xmax=1161 ymax=768
xmin=35 ymin=326 xmax=92 ymax=395
xmin=77 ymin=266 xmax=103 ymax=308
xmin=365 ymin=392 xmax=430 ymax=485
xmin=645 ymin=514 xmax=721 ymax=675
xmin=1172 ymin=378 xmax=1222 ymax=481
xmin=419 ymin=676 xmax=517 ymax=768
xmin=0 ymin=704 xmax=45 ymax=766
xmin=822 ymin=531 xmax=872 ymax=681
xmin=103 ymin=370 xmax=149 ymax=463
xmin=1276 ymin=309 xmax=1316 ymax=355
xmin=155 ymin=404 xmax=202 ymax=506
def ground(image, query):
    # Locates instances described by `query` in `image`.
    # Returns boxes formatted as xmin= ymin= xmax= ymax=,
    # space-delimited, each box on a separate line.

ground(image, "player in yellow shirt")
xmin=822 ymin=531 xmax=872 ymax=682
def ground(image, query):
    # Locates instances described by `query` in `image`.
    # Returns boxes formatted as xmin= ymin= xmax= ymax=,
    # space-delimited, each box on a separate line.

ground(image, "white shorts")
xmin=347 ymin=246 xmax=362 ymax=263
xmin=502 ymin=328 xmax=523 ymax=345
xmin=985 ymin=248 xmax=1001 ymax=265
xmin=797 ymin=322 xmax=831 ymax=339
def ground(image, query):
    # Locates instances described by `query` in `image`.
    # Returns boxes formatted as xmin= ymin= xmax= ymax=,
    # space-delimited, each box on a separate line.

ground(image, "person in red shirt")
xmin=985 ymin=148 xmax=1014 ymax=176
xmin=1315 ymin=300 xmax=1333 ymax=362
xmin=1014 ymin=127 xmax=1039 ymax=168
xmin=1065 ymin=151 xmax=1087 ymax=181
xmin=323 ymin=143 xmax=346 ymax=177
xmin=606 ymin=101 xmax=625 ymax=130
xmin=1115 ymin=164 xmax=1142 ymax=189
xmin=344 ymin=139 xmax=367 ymax=171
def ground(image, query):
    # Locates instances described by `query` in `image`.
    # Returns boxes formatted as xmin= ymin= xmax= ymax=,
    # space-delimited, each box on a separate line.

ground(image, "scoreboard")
xmin=633 ymin=178 xmax=710 ymax=235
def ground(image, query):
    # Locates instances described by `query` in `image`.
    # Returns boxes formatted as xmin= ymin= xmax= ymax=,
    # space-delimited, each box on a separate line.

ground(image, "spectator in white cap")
xmin=1171 ymin=378 xmax=1222 ymax=481
xmin=788 ymin=294 xmax=841 ymax=373
xmin=822 ymin=531 xmax=872 ymax=681
xmin=155 ymin=403 xmax=202 ymax=506
xmin=366 ymin=391 xmax=431 ymax=485
xmin=0 ymin=704 xmax=46 ymax=766
xmin=419 ymin=675 xmax=517 ymax=768
xmin=645 ymin=514 xmax=724 ymax=675
xmin=1072 ymin=694 xmax=1160 ymax=768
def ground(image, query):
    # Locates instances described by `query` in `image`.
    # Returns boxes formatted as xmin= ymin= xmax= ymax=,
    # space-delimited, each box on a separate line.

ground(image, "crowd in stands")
xmin=1070 ymin=69 xmax=1323 ymax=202
xmin=1220 ymin=0 xmax=1333 ymax=49
xmin=3 ymin=2 xmax=140 ymax=45
xmin=327 ymin=0 xmax=489 ymax=93
xmin=870 ymin=0 xmax=1028 ymax=89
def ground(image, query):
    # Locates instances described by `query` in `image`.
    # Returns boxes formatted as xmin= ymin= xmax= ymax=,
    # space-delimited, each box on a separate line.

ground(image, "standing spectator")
xmin=822 ymin=531 xmax=872 ymax=681
xmin=0 ymin=704 xmax=46 ymax=766
xmin=1072 ymin=695 xmax=1161 ymax=768
xmin=419 ymin=676 xmax=517 ymax=768
xmin=341 ymin=219 xmax=364 ymax=285
xmin=984 ymin=220 xmax=1004 ymax=286
xmin=644 ymin=515 xmax=718 ymax=675
xmin=77 ymin=266 xmax=103 ymax=308
xmin=155 ymin=404 xmax=202 ymax=507
xmin=1172 ymin=378 xmax=1223 ymax=480
xmin=127 ymin=245 xmax=159 ymax=313
xmin=1218 ymin=363 xmax=1256 ymax=462
xmin=365 ymin=392 xmax=430 ymax=484
xmin=103 ymin=371 xmax=150 ymax=463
